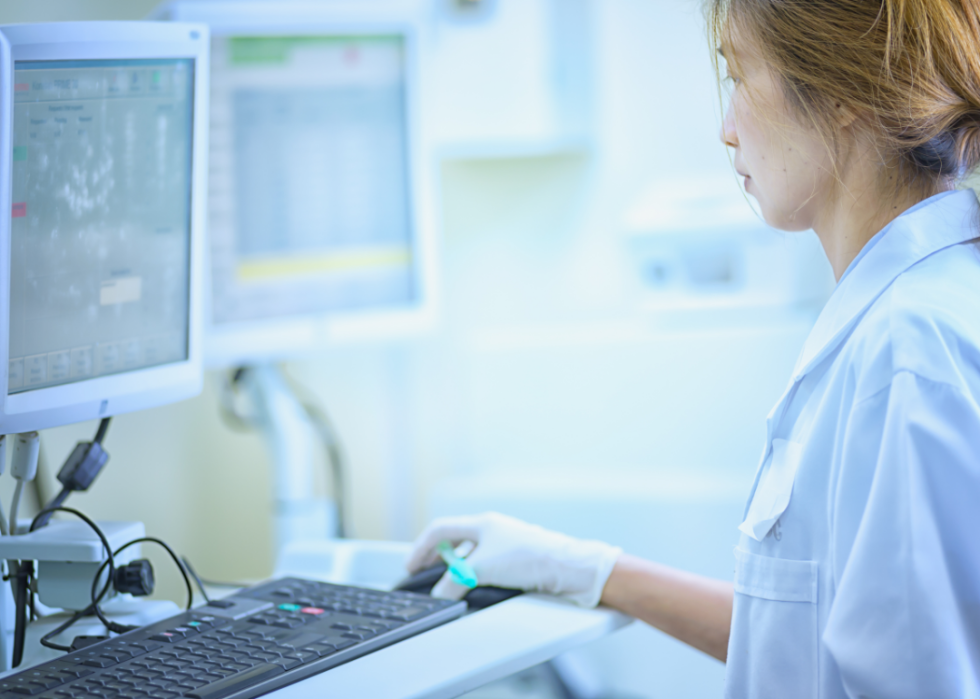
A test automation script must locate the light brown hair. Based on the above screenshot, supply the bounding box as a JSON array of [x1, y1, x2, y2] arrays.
[[708, 0, 980, 192]]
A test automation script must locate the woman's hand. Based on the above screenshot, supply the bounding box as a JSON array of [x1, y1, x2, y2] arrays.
[[406, 512, 622, 607]]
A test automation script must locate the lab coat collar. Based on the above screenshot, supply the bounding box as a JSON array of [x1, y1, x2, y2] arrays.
[[792, 189, 980, 380]]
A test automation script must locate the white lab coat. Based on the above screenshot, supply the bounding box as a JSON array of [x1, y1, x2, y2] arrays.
[[725, 190, 980, 699]]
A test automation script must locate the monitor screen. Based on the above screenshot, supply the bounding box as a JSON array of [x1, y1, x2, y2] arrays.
[[208, 35, 417, 327], [7, 58, 194, 395]]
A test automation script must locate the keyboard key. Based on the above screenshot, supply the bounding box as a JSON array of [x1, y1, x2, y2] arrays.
[[57, 669, 94, 680], [177, 679, 207, 690], [186, 664, 284, 699], [270, 619, 304, 629], [127, 642, 162, 653], [271, 657, 301, 671], [146, 680, 175, 690], [341, 632, 373, 641], [188, 616, 220, 627], [285, 650, 317, 664], [8, 684, 46, 695], [204, 669, 234, 680], [278, 633, 322, 650], [133, 671, 162, 681], [386, 607, 430, 621], [303, 643, 337, 657]]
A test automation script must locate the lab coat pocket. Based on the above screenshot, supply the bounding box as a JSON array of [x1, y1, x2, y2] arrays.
[[726, 548, 819, 699]]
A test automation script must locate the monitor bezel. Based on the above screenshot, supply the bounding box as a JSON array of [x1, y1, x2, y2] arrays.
[[0, 22, 210, 434], [153, 3, 439, 366]]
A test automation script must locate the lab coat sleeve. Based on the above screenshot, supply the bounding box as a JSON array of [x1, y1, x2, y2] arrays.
[[824, 370, 980, 699]]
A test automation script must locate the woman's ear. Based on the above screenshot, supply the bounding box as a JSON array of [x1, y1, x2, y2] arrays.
[[833, 100, 860, 128]]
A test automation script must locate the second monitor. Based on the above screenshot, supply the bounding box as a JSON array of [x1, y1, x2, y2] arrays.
[[159, 3, 437, 365]]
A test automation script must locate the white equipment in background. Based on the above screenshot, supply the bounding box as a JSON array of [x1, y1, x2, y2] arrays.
[[427, 0, 595, 158], [0, 21, 210, 670], [623, 175, 835, 322], [151, 1, 438, 556]]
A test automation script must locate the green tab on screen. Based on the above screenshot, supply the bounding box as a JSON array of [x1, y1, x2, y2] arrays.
[[228, 36, 401, 65], [13, 146, 27, 162]]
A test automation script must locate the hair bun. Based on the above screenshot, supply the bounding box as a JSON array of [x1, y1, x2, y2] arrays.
[[907, 131, 960, 177]]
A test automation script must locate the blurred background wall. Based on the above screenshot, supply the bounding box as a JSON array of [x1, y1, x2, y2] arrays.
[[0, 1, 835, 696]]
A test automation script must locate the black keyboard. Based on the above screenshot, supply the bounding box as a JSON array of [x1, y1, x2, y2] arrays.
[[0, 577, 466, 699]]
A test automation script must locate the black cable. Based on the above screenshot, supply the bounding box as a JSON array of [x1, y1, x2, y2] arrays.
[[13, 507, 119, 666], [29, 507, 129, 637], [180, 557, 250, 590], [94, 538, 195, 611], [33, 489, 70, 531], [38, 534, 198, 653], [11, 561, 32, 668], [44, 489, 71, 512], [178, 557, 212, 603], [35, 418, 113, 531], [40, 611, 86, 652], [93, 418, 110, 445]]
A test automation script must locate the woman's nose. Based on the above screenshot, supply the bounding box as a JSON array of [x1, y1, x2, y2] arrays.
[[721, 102, 738, 148]]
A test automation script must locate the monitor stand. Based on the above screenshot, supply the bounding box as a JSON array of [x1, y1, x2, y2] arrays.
[[240, 364, 338, 556]]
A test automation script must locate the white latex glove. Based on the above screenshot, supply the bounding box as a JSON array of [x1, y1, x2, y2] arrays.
[[406, 512, 622, 608]]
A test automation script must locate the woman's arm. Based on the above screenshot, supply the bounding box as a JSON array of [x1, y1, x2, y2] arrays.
[[600, 554, 733, 662]]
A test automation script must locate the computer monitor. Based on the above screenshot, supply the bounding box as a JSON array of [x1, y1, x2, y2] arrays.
[[151, 3, 436, 366], [0, 22, 210, 434]]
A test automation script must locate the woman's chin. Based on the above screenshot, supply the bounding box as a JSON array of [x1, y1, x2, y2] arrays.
[[756, 203, 813, 233]]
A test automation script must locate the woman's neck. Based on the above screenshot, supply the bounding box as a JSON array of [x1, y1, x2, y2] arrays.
[[813, 152, 947, 281]]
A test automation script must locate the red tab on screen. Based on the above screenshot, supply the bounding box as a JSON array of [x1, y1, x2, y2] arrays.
[[13, 83, 29, 92], [12, 203, 26, 218]]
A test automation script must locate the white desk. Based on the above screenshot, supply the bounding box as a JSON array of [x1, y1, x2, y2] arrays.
[[271, 594, 631, 699]]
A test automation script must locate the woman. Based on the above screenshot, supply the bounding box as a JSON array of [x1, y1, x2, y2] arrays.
[[408, 0, 980, 696]]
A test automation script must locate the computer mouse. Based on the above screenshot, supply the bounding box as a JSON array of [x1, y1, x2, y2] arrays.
[[393, 563, 523, 610], [394, 563, 447, 594]]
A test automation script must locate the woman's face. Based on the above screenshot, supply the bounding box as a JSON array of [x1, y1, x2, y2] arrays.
[[720, 46, 836, 232]]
